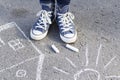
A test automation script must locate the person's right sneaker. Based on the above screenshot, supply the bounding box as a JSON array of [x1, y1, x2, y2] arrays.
[[30, 10, 52, 40], [30, 3, 55, 40], [56, 5, 77, 43]]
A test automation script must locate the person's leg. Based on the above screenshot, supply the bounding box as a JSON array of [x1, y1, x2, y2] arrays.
[[56, 0, 70, 13], [57, 0, 70, 8], [30, 0, 55, 40], [39, 0, 55, 11], [56, 0, 77, 43]]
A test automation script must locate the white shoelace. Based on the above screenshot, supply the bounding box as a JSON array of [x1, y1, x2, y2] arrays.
[[58, 12, 75, 33], [35, 10, 52, 30]]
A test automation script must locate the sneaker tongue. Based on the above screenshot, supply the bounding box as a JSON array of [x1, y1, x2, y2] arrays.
[[41, 3, 52, 11], [57, 5, 69, 14]]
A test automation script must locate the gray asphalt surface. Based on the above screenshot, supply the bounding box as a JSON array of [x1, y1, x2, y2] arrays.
[[0, 0, 120, 80]]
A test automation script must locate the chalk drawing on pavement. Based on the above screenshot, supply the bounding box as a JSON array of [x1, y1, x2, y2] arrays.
[[0, 23, 14, 32], [104, 56, 116, 69], [74, 68, 100, 80], [0, 56, 38, 73], [96, 44, 102, 67], [16, 69, 27, 77], [8, 39, 25, 51], [85, 45, 89, 66], [36, 54, 45, 80], [66, 57, 77, 68], [53, 66, 70, 75], [0, 22, 120, 80], [0, 22, 45, 80], [53, 44, 120, 80]]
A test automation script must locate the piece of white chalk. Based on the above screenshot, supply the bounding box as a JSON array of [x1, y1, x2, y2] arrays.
[[51, 44, 60, 53], [66, 44, 79, 52]]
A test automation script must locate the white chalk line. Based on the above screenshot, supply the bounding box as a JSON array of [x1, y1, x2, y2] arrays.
[[53, 66, 70, 75], [14, 22, 43, 55], [104, 56, 116, 69], [105, 75, 120, 78], [85, 46, 89, 66], [0, 22, 45, 80], [85, 69, 100, 80], [96, 44, 102, 66], [74, 70, 84, 80], [0, 38, 5, 46], [65, 57, 77, 68], [36, 54, 45, 80], [0, 22, 14, 32], [0, 22, 43, 55], [74, 68, 100, 80], [0, 56, 39, 73]]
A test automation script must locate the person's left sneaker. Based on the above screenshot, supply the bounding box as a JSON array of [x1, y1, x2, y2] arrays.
[[56, 6, 77, 43]]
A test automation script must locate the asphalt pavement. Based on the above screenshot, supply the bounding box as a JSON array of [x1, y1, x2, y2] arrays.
[[0, 0, 120, 80]]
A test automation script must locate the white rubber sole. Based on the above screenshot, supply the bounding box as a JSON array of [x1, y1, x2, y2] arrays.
[[60, 31, 77, 43], [30, 29, 48, 40]]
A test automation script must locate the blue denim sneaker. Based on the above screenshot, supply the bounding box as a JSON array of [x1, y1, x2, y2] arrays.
[[30, 3, 55, 40], [56, 5, 77, 43], [30, 10, 52, 40]]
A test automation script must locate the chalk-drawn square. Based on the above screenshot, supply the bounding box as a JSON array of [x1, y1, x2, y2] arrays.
[[8, 39, 25, 51]]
